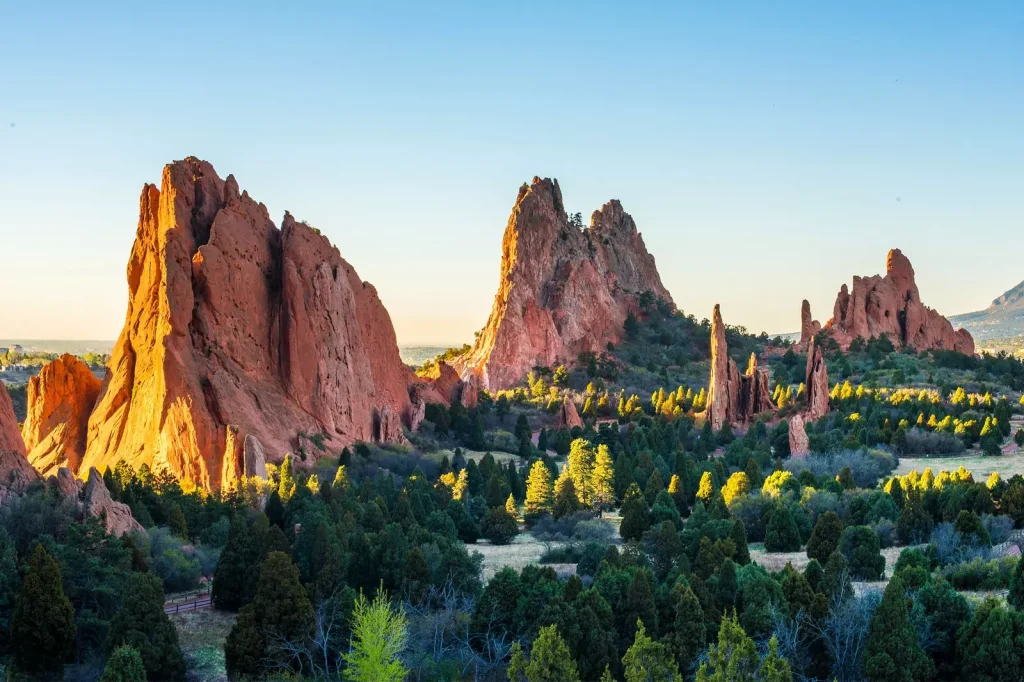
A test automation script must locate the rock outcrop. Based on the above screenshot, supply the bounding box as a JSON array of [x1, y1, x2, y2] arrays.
[[374, 405, 407, 445], [789, 414, 810, 457], [454, 178, 672, 390], [50, 467, 145, 536], [66, 157, 410, 490], [804, 338, 830, 421], [0, 384, 41, 501], [703, 305, 777, 430], [416, 361, 479, 408], [556, 398, 584, 430], [821, 249, 974, 355], [798, 300, 821, 350], [22, 355, 102, 477]]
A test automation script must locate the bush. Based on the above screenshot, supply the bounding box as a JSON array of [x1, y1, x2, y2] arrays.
[[870, 519, 896, 549], [940, 556, 1019, 590], [729, 496, 773, 542], [152, 548, 202, 593], [765, 506, 801, 552], [840, 526, 885, 580], [480, 507, 518, 545], [902, 428, 966, 456], [806, 511, 843, 562], [198, 517, 230, 548]]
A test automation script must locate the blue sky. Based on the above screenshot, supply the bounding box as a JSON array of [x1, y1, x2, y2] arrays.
[[1, 2, 1021, 343]]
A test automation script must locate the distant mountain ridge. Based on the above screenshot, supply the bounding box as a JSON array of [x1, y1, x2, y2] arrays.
[[951, 278, 1024, 341]]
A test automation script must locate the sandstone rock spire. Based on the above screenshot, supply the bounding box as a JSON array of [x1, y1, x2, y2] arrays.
[[703, 305, 776, 430], [454, 178, 672, 390]]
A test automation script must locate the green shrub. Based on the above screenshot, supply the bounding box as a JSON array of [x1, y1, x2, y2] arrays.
[[839, 526, 885, 580]]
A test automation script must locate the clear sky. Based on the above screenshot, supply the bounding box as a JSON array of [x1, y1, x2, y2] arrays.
[[1, 2, 1021, 344]]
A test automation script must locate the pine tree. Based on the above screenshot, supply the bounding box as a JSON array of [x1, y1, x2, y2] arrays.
[[279, 452, 298, 502], [101, 646, 147, 682], [106, 572, 186, 681], [696, 471, 714, 506], [524, 460, 553, 518], [957, 598, 1020, 682], [507, 625, 580, 682], [452, 467, 469, 501], [343, 584, 409, 682], [619, 483, 650, 541], [806, 511, 843, 562], [553, 473, 583, 518], [567, 438, 596, 505], [765, 507, 801, 552], [224, 551, 314, 678], [758, 636, 793, 682], [591, 444, 616, 509], [168, 502, 188, 539], [0, 527, 19, 654], [621, 620, 681, 682], [863, 575, 934, 682], [1009, 549, 1024, 610], [333, 464, 350, 489], [663, 583, 705, 674], [212, 515, 256, 611], [695, 611, 760, 682], [505, 493, 518, 519], [12, 544, 75, 674]]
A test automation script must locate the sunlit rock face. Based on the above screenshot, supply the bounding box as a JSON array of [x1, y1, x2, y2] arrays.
[[22, 354, 101, 477], [0, 383, 39, 496], [454, 177, 673, 390], [804, 338, 829, 422], [822, 249, 974, 355], [703, 305, 776, 431], [73, 157, 410, 490]]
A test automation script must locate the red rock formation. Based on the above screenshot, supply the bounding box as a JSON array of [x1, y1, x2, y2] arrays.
[[556, 398, 584, 429], [49, 467, 144, 536], [458, 374, 480, 409], [22, 355, 101, 477], [0, 383, 41, 498], [804, 338, 830, 421], [789, 413, 810, 457], [824, 249, 974, 355], [454, 178, 673, 390], [798, 300, 821, 350], [74, 158, 409, 490], [703, 306, 777, 430], [374, 405, 407, 445]]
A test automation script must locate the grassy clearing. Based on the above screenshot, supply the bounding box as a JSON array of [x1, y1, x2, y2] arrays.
[[171, 609, 235, 682], [896, 453, 1024, 479], [474, 531, 571, 581], [426, 448, 522, 467], [748, 543, 903, 579]]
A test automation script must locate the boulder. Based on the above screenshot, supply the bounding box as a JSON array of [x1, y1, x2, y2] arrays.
[[82, 468, 145, 537], [825, 249, 974, 355], [22, 354, 102, 477], [556, 397, 584, 430], [789, 414, 810, 457], [454, 178, 673, 389], [71, 158, 409, 489], [703, 306, 777, 430], [804, 338, 830, 421], [55, 466, 80, 497]]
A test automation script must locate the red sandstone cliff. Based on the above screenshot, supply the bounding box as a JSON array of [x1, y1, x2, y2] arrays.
[[22, 355, 101, 477], [454, 178, 673, 390], [809, 249, 974, 355], [66, 157, 409, 490], [0, 383, 39, 495]]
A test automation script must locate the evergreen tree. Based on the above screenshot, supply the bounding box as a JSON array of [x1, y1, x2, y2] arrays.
[[101, 646, 147, 682], [1009, 548, 1024, 610], [696, 471, 715, 506], [956, 598, 1020, 682], [621, 620, 682, 682], [730, 520, 750, 565], [224, 551, 314, 678], [806, 511, 843, 562], [212, 515, 256, 611], [279, 452, 298, 502], [614, 451, 634, 501], [822, 552, 853, 603], [106, 572, 186, 681], [553, 474, 584, 518], [343, 585, 409, 682], [620, 483, 651, 542], [765, 507, 801, 552], [515, 414, 532, 445], [265, 490, 286, 528], [592, 444, 616, 509], [11, 544, 75, 674], [0, 527, 19, 654], [507, 625, 580, 682], [622, 569, 658, 647], [663, 583, 705, 674], [758, 636, 793, 682], [863, 575, 934, 682], [567, 438, 597, 505], [167, 502, 188, 540], [695, 612, 760, 682], [524, 460, 553, 519], [840, 526, 885, 580]]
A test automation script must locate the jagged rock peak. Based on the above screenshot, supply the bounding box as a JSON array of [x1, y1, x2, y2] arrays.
[[71, 157, 409, 490], [703, 305, 776, 431], [824, 249, 974, 355], [23, 354, 101, 477], [454, 176, 673, 390]]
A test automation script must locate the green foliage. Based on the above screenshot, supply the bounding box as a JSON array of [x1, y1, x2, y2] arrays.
[[696, 611, 761, 682], [620, 483, 651, 542], [100, 645, 147, 682], [956, 598, 1023, 682], [840, 525, 885, 580], [863, 575, 934, 682], [508, 624, 580, 682], [481, 506, 519, 545], [806, 510, 843, 562], [106, 572, 185, 681], [12, 544, 75, 674], [621, 620, 682, 682], [765, 506, 801, 552], [343, 585, 409, 682]]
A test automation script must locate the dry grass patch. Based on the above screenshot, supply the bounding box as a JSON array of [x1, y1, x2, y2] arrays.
[[897, 453, 1024, 479], [474, 532, 571, 581], [171, 609, 236, 682]]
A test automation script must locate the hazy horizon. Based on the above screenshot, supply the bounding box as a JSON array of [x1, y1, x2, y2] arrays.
[[2, 3, 1022, 343]]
